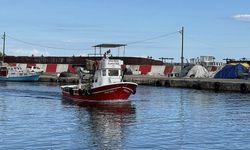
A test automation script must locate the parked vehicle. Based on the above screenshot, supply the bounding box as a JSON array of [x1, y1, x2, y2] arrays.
[[27, 66, 44, 73]]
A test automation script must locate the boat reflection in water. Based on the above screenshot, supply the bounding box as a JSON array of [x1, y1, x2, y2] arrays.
[[62, 99, 136, 149]]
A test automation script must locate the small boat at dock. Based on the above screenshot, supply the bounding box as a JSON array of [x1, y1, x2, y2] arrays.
[[61, 50, 137, 103], [0, 34, 39, 82], [0, 64, 39, 81]]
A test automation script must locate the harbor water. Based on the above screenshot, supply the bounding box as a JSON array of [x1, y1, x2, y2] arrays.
[[1, 82, 250, 149]]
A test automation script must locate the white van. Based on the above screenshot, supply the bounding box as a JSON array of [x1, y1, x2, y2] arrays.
[[27, 66, 44, 73]]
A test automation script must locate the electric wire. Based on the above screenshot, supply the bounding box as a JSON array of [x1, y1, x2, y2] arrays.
[[126, 31, 179, 45], [6, 35, 92, 51], [5, 30, 180, 50]]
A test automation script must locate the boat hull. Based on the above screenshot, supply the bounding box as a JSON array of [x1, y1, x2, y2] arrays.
[[61, 82, 137, 103], [0, 74, 39, 81]]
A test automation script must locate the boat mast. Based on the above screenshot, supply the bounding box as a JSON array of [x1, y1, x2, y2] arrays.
[[2, 32, 6, 62]]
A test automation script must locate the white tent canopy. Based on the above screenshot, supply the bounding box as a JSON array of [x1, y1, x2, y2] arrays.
[[186, 65, 209, 78]]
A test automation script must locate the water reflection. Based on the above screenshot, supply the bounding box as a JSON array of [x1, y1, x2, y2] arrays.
[[62, 99, 136, 150]]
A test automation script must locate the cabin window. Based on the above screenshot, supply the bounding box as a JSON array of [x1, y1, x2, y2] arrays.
[[102, 70, 106, 76], [108, 70, 119, 76]]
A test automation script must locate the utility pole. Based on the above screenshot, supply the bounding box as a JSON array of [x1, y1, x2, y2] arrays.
[[2, 32, 6, 62], [180, 27, 184, 77]]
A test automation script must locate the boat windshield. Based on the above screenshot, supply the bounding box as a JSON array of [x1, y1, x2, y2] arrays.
[[108, 69, 119, 76]]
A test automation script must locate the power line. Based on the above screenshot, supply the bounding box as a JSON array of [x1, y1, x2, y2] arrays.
[[126, 31, 179, 45], [5, 31, 180, 51], [6, 34, 92, 51]]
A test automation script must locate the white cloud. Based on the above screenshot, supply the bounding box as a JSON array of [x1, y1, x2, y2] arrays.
[[233, 14, 250, 22], [8, 48, 50, 56]]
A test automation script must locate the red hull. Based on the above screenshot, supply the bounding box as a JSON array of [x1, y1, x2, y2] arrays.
[[61, 82, 137, 103]]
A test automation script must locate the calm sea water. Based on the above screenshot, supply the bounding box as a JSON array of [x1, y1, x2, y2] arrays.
[[1, 82, 250, 150]]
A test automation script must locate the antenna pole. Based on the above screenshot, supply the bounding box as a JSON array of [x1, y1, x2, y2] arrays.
[[2, 32, 6, 62], [180, 27, 184, 77]]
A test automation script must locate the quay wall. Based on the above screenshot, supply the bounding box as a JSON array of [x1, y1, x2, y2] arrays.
[[40, 74, 250, 93], [124, 75, 250, 93]]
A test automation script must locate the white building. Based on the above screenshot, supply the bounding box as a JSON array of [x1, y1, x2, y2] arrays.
[[190, 56, 224, 66]]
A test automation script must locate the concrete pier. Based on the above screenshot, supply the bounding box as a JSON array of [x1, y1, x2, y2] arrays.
[[124, 75, 250, 93], [38, 74, 250, 93]]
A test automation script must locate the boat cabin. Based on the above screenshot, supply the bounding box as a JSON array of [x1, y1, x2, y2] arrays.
[[0, 66, 30, 77], [92, 57, 123, 87]]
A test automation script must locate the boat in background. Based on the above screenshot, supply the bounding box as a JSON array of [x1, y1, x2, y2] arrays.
[[61, 50, 137, 103], [0, 33, 39, 82], [0, 62, 39, 81]]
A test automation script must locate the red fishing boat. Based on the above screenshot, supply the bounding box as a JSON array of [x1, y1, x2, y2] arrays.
[[61, 50, 137, 103]]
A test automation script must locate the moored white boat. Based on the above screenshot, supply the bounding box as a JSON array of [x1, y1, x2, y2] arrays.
[[0, 64, 39, 81], [0, 33, 39, 82]]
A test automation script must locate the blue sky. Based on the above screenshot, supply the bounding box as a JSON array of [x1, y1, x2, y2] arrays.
[[0, 0, 250, 62]]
